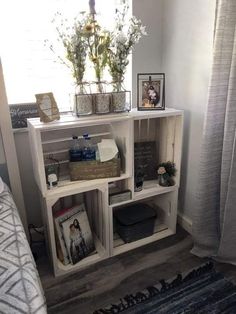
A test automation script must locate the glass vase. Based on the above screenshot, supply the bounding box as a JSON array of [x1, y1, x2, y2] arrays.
[[112, 91, 131, 112], [158, 174, 168, 187], [95, 93, 111, 114], [75, 94, 93, 116]]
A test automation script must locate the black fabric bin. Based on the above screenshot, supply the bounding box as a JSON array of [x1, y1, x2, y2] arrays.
[[114, 203, 157, 243]]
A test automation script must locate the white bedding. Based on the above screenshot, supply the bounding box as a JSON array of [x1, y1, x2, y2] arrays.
[[0, 176, 3, 194], [0, 183, 47, 313]]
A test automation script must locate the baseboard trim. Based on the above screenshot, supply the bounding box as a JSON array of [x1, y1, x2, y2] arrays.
[[177, 213, 192, 234]]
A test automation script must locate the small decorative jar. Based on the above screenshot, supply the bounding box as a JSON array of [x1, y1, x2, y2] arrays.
[[112, 91, 126, 112], [158, 174, 169, 187], [75, 94, 93, 116], [134, 166, 145, 192], [46, 163, 59, 189], [95, 93, 111, 114]]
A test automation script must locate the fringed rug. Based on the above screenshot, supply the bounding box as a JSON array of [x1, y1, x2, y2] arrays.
[[93, 262, 236, 314]]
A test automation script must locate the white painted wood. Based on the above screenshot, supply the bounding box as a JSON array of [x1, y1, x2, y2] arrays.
[[41, 132, 111, 145], [134, 181, 177, 201], [0, 60, 29, 238], [113, 224, 169, 249], [113, 229, 175, 256], [28, 108, 183, 276], [130, 108, 183, 120]]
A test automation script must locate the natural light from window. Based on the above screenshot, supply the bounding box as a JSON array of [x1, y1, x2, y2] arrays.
[[0, 0, 131, 111]]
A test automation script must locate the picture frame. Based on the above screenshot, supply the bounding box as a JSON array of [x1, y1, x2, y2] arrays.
[[137, 73, 165, 110]]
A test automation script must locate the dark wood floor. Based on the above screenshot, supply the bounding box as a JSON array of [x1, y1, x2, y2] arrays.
[[36, 227, 236, 314]]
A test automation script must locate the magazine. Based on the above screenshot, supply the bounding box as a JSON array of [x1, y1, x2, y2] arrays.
[[61, 207, 95, 265], [54, 203, 86, 265]]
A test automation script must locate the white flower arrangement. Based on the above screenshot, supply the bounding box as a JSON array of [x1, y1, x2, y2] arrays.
[[48, 1, 147, 94], [49, 12, 89, 94], [108, 0, 147, 91]]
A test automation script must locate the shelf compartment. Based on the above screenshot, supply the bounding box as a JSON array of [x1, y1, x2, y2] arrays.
[[133, 115, 183, 194], [110, 191, 178, 256], [43, 186, 109, 276], [108, 178, 133, 206], [28, 116, 132, 197], [45, 173, 130, 199], [134, 180, 177, 201]]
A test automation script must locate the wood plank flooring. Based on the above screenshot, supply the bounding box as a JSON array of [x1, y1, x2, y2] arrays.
[[36, 227, 236, 314]]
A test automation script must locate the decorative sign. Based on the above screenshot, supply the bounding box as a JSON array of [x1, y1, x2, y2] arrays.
[[134, 141, 158, 180], [9, 103, 39, 129]]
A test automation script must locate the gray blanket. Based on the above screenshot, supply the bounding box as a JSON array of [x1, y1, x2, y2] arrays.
[[0, 184, 47, 314]]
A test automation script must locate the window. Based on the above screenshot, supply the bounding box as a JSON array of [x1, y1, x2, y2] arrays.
[[0, 0, 131, 111]]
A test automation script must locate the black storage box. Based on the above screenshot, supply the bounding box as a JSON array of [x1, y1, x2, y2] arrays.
[[114, 203, 156, 243]]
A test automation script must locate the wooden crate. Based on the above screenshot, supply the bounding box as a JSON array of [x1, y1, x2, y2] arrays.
[[69, 158, 121, 181]]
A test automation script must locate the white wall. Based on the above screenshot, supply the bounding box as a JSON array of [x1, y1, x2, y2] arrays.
[[132, 0, 163, 106], [132, 0, 216, 221], [161, 0, 216, 219]]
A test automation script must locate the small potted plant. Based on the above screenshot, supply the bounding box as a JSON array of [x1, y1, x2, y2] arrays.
[[157, 161, 176, 187], [107, 0, 147, 112]]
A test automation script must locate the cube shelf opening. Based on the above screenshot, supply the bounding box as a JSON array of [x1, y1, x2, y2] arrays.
[[50, 188, 109, 275], [39, 120, 132, 194], [134, 115, 182, 192], [111, 191, 177, 255]]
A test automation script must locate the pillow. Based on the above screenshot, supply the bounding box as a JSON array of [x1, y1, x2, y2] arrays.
[[0, 176, 4, 194]]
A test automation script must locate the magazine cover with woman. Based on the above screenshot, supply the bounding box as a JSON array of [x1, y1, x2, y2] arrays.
[[61, 206, 95, 264]]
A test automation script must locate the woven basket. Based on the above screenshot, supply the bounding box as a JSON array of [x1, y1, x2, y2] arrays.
[[69, 158, 121, 181]]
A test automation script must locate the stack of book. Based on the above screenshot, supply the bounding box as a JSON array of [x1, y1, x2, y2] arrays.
[[53, 203, 95, 265]]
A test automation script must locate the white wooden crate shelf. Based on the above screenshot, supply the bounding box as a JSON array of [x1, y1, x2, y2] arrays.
[[28, 108, 183, 276]]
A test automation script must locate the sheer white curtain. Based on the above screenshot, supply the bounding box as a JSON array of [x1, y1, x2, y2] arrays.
[[0, 0, 130, 111], [192, 0, 236, 264]]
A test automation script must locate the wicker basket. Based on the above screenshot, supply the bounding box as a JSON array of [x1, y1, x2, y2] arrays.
[[69, 158, 121, 181]]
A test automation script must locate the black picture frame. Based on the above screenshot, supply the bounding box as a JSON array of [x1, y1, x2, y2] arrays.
[[137, 73, 165, 110]]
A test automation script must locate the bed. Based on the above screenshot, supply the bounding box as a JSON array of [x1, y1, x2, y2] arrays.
[[0, 178, 47, 314]]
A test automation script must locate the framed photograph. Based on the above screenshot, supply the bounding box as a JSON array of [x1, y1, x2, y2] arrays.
[[137, 73, 165, 110]]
